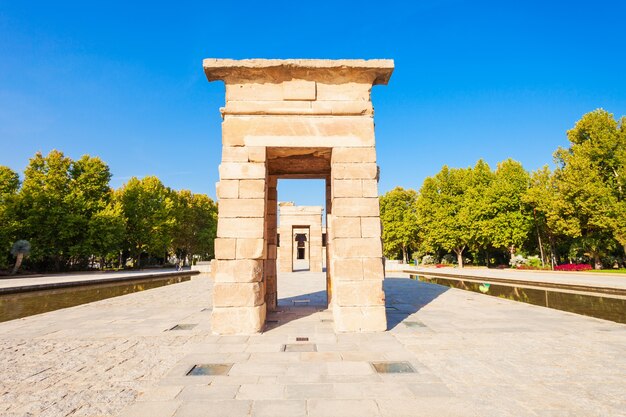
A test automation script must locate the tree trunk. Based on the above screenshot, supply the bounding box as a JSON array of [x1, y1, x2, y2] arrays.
[[533, 208, 546, 267], [454, 247, 465, 268], [401, 246, 407, 264], [548, 234, 557, 270], [593, 253, 602, 270], [10, 253, 24, 275]]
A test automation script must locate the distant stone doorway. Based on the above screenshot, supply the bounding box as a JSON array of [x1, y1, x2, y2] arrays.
[[278, 203, 323, 273], [206, 59, 393, 334]]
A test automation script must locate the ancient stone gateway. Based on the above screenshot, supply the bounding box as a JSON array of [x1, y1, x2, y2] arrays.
[[277, 203, 325, 273], [204, 59, 394, 334]]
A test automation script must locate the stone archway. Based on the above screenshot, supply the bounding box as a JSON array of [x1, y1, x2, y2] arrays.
[[205, 59, 393, 334]]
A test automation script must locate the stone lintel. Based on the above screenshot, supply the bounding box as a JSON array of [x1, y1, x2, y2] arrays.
[[203, 58, 394, 85]]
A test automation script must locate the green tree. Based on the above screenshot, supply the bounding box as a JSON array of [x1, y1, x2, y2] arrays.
[[484, 159, 531, 259], [417, 166, 474, 267], [464, 160, 496, 264], [379, 187, 419, 262], [87, 200, 126, 268], [0, 166, 20, 195], [550, 109, 625, 268], [67, 155, 114, 265], [117, 176, 174, 268], [170, 190, 218, 264], [0, 166, 20, 269], [564, 109, 626, 260], [16, 150, 75, 270], [15, 151, 116, 270], [524, 166, 564, 267], [554, 147, 617, 268]]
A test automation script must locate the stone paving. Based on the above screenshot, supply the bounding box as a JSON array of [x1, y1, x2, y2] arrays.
[[0, 271, 624, 416]]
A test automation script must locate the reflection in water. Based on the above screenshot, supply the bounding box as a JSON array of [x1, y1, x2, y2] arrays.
[[0, 276, 191, 323], [415, 275, 626, 324]]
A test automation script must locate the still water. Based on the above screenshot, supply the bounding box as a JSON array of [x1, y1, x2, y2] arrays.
[[0, 276, 191, 323], [415, 275, 626, 324]]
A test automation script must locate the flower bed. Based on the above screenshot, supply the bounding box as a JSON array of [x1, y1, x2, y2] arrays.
[[554, 263, 593, 271], [516, 265, 551, 271]]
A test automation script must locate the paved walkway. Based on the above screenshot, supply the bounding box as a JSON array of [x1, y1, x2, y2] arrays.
[[0, 269, 197, 293], [407, 266, 626, 292], [0, 271, 624, 416]]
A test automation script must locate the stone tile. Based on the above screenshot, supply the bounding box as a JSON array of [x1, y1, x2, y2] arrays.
[[300, 352, 342, 362], [377, 398, 478, 417], [406, 382, 454, 397], [229, 362, 289, 376], [284, 383, 334, 399], [121, 401, 181, 417], [173, 400, 251, 417], [236, 383, 285, 400], [307, 399, 380, 417], [327, 361, 374, 376], [136, 386, 184, 402], [176, 384, 239, 401], [251, 399, 306, 417]]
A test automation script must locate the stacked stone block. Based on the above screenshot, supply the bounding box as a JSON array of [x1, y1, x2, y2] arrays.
[[330, 147, 387, 331], [212, 146, 268, 334]]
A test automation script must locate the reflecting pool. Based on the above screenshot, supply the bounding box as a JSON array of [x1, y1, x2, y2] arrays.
[[0, 276, 191, 323], [414, 275, 626, 324]]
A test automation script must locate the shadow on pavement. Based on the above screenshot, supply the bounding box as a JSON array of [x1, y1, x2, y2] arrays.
[[384, 277, 448, 330], [265, 278, 448, 332], [265, 290, 328, 330]]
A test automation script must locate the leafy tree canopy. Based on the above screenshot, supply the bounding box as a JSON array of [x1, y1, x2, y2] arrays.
[[380, 187, 418, 262]]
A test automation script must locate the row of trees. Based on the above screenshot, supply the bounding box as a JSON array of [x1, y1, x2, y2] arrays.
[[0, 150, 217, 273], [380, 109, 626, 269]]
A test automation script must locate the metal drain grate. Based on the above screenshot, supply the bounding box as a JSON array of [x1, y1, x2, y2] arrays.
[[292, 299, 310, 305], [266, 319, 279, 324], [404, 321, 426, 328], [282, 343, 317, 352], [320, 319, 333, 323], [168, 324, 197, 331], [385, 306, 398, 311], [295, 337, 309, 342], [371, 361, 417, 374], [186, 363, 232, 376]]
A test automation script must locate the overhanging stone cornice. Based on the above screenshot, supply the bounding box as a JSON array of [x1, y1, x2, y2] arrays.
[[203, 58, 394, 85]]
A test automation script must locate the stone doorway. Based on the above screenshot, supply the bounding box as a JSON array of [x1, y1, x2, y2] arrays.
[[206, 59, 393, 334]]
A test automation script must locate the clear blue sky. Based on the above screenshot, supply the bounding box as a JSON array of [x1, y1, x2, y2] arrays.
[[1, 1, 625, 208]]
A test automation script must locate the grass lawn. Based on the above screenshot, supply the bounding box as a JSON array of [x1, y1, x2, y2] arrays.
[[585, 269, 626, 274]]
